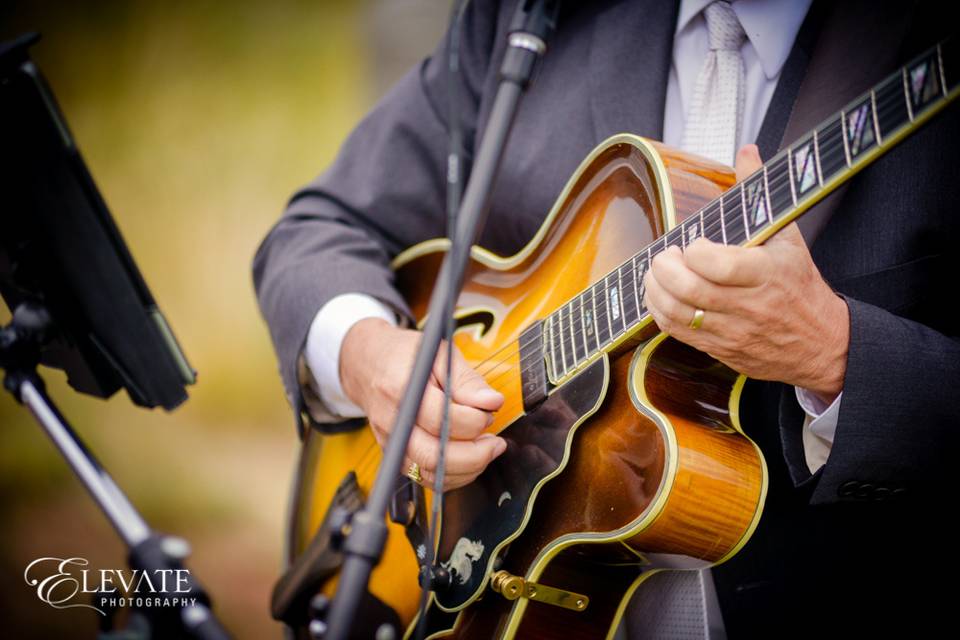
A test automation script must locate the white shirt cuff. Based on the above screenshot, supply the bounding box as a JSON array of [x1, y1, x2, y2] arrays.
[[795, 387, 843, 474], [304, 293, 398, 419]]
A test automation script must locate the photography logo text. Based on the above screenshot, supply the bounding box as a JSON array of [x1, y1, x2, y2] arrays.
[[24, 557, 196, 615]]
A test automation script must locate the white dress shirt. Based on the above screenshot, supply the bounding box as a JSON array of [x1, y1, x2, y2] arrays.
[[304, 0, 836, 473]]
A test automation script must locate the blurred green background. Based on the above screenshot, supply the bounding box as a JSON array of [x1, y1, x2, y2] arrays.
[[0, 1, 445, 636]]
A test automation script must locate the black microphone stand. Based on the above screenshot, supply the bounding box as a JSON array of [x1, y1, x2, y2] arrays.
[[1, 303, 231, 640], [319, 1, 561, 639]]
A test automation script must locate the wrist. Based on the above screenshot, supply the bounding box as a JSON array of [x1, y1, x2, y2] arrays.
[[809, 293, 849, 403], [339, 317, 394, 407]]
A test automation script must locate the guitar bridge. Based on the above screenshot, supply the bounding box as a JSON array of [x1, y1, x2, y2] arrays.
[[489, 570, 589, 612]]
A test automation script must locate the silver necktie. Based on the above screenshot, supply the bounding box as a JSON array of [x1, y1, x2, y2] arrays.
[[680, 1, 747, 166]]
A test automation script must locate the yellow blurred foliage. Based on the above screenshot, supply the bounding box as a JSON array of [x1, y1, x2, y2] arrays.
[[0, 0, 446, 636]]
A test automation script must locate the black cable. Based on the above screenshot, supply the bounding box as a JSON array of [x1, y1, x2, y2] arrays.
[[413, 2, 465, 637]]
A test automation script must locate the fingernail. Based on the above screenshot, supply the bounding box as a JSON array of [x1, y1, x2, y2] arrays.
[[485, 412, 495, 427], [478, 388, 503, 405], [493, 437, 507, 457]]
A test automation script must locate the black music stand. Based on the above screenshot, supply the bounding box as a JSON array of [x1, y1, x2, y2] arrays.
[[0, 33, 229, 640]]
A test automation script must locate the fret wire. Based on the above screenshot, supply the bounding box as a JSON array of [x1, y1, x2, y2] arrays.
[[701, 204, 727, 241], [543, 316, 552, 380], [902, 66, 915, 122], [546, 316, 557, 381], [604, 274, 617, 337], [786, 146, 798, 207], [570, 299, 584, 364], [603, 277, 614, 340], [593, 281, 610, 347], [766, 153, 793, 217], [569, 302, 583, 364], [813, 128, 824, 187], [558, 307, 568, 374], [938, 43, 948, 97], [617, 264, 630, 315], [731, 185, 748, 242], [579, 293, 591, 358], [699, 208, 705, 238], [739, 179, 751, 240], [541, 315, 548, 370], [632, 255, 642, 321], [719, 194, 727, 244], [618, 263, 636, 329], [615, 270, 626, 332], [569, 296, 588, 364], [870, 90, 883, 144], [644, 246, 653, 307], [839, 109, 852, 167], [552, 315, 562, 380], [590, 283, 601, 351], [762, 164, 774, 224]]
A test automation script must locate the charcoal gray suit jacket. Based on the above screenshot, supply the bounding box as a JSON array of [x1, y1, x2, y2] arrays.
[[254, 0, 958, 634]]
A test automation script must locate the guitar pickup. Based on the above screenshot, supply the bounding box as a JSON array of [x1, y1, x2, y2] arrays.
[[489, 570, 589, 612]]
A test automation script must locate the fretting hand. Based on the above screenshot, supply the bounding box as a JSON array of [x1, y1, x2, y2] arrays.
[[643, 145, 849, 403]]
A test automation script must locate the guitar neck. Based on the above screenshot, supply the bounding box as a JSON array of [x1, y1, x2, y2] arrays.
[[539, 38, 959, 386]]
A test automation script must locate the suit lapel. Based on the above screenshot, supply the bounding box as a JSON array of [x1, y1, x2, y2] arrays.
[[753, 2, 827, 161], [587, 0, 679, 142], [770, 0, 917, 247]]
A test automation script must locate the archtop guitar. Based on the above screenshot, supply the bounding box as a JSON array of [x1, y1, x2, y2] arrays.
[[278, 39, 958, 639]]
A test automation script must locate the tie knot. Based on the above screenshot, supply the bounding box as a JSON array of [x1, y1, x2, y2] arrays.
[[704, 1, 745, 51]]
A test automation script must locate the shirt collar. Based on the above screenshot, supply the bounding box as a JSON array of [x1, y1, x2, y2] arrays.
[[676, 0, 813, 80]]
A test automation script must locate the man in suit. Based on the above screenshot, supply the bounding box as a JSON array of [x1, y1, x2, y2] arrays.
[[254, 0, 957, 635]]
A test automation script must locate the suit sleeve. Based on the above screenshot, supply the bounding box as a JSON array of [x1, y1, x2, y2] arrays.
[[252, 1, 506, 432], [780, 295, 960, 505]]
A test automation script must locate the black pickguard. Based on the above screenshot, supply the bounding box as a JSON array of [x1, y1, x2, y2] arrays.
[[432, 357, 608, 610]]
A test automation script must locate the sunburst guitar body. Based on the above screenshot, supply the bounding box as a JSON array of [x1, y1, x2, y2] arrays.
[[284, 135, 767, 639]]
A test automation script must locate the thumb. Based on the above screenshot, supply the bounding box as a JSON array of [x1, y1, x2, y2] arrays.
[[734, 144, 763, 182], [448, 349, 504, 411]]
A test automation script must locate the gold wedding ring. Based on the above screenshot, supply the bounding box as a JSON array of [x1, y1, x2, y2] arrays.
[[689, 308, 705, 330], [406, 462, 423, 485]]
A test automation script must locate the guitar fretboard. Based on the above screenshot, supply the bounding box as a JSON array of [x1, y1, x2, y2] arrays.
[[533, 38, 958, 386]]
